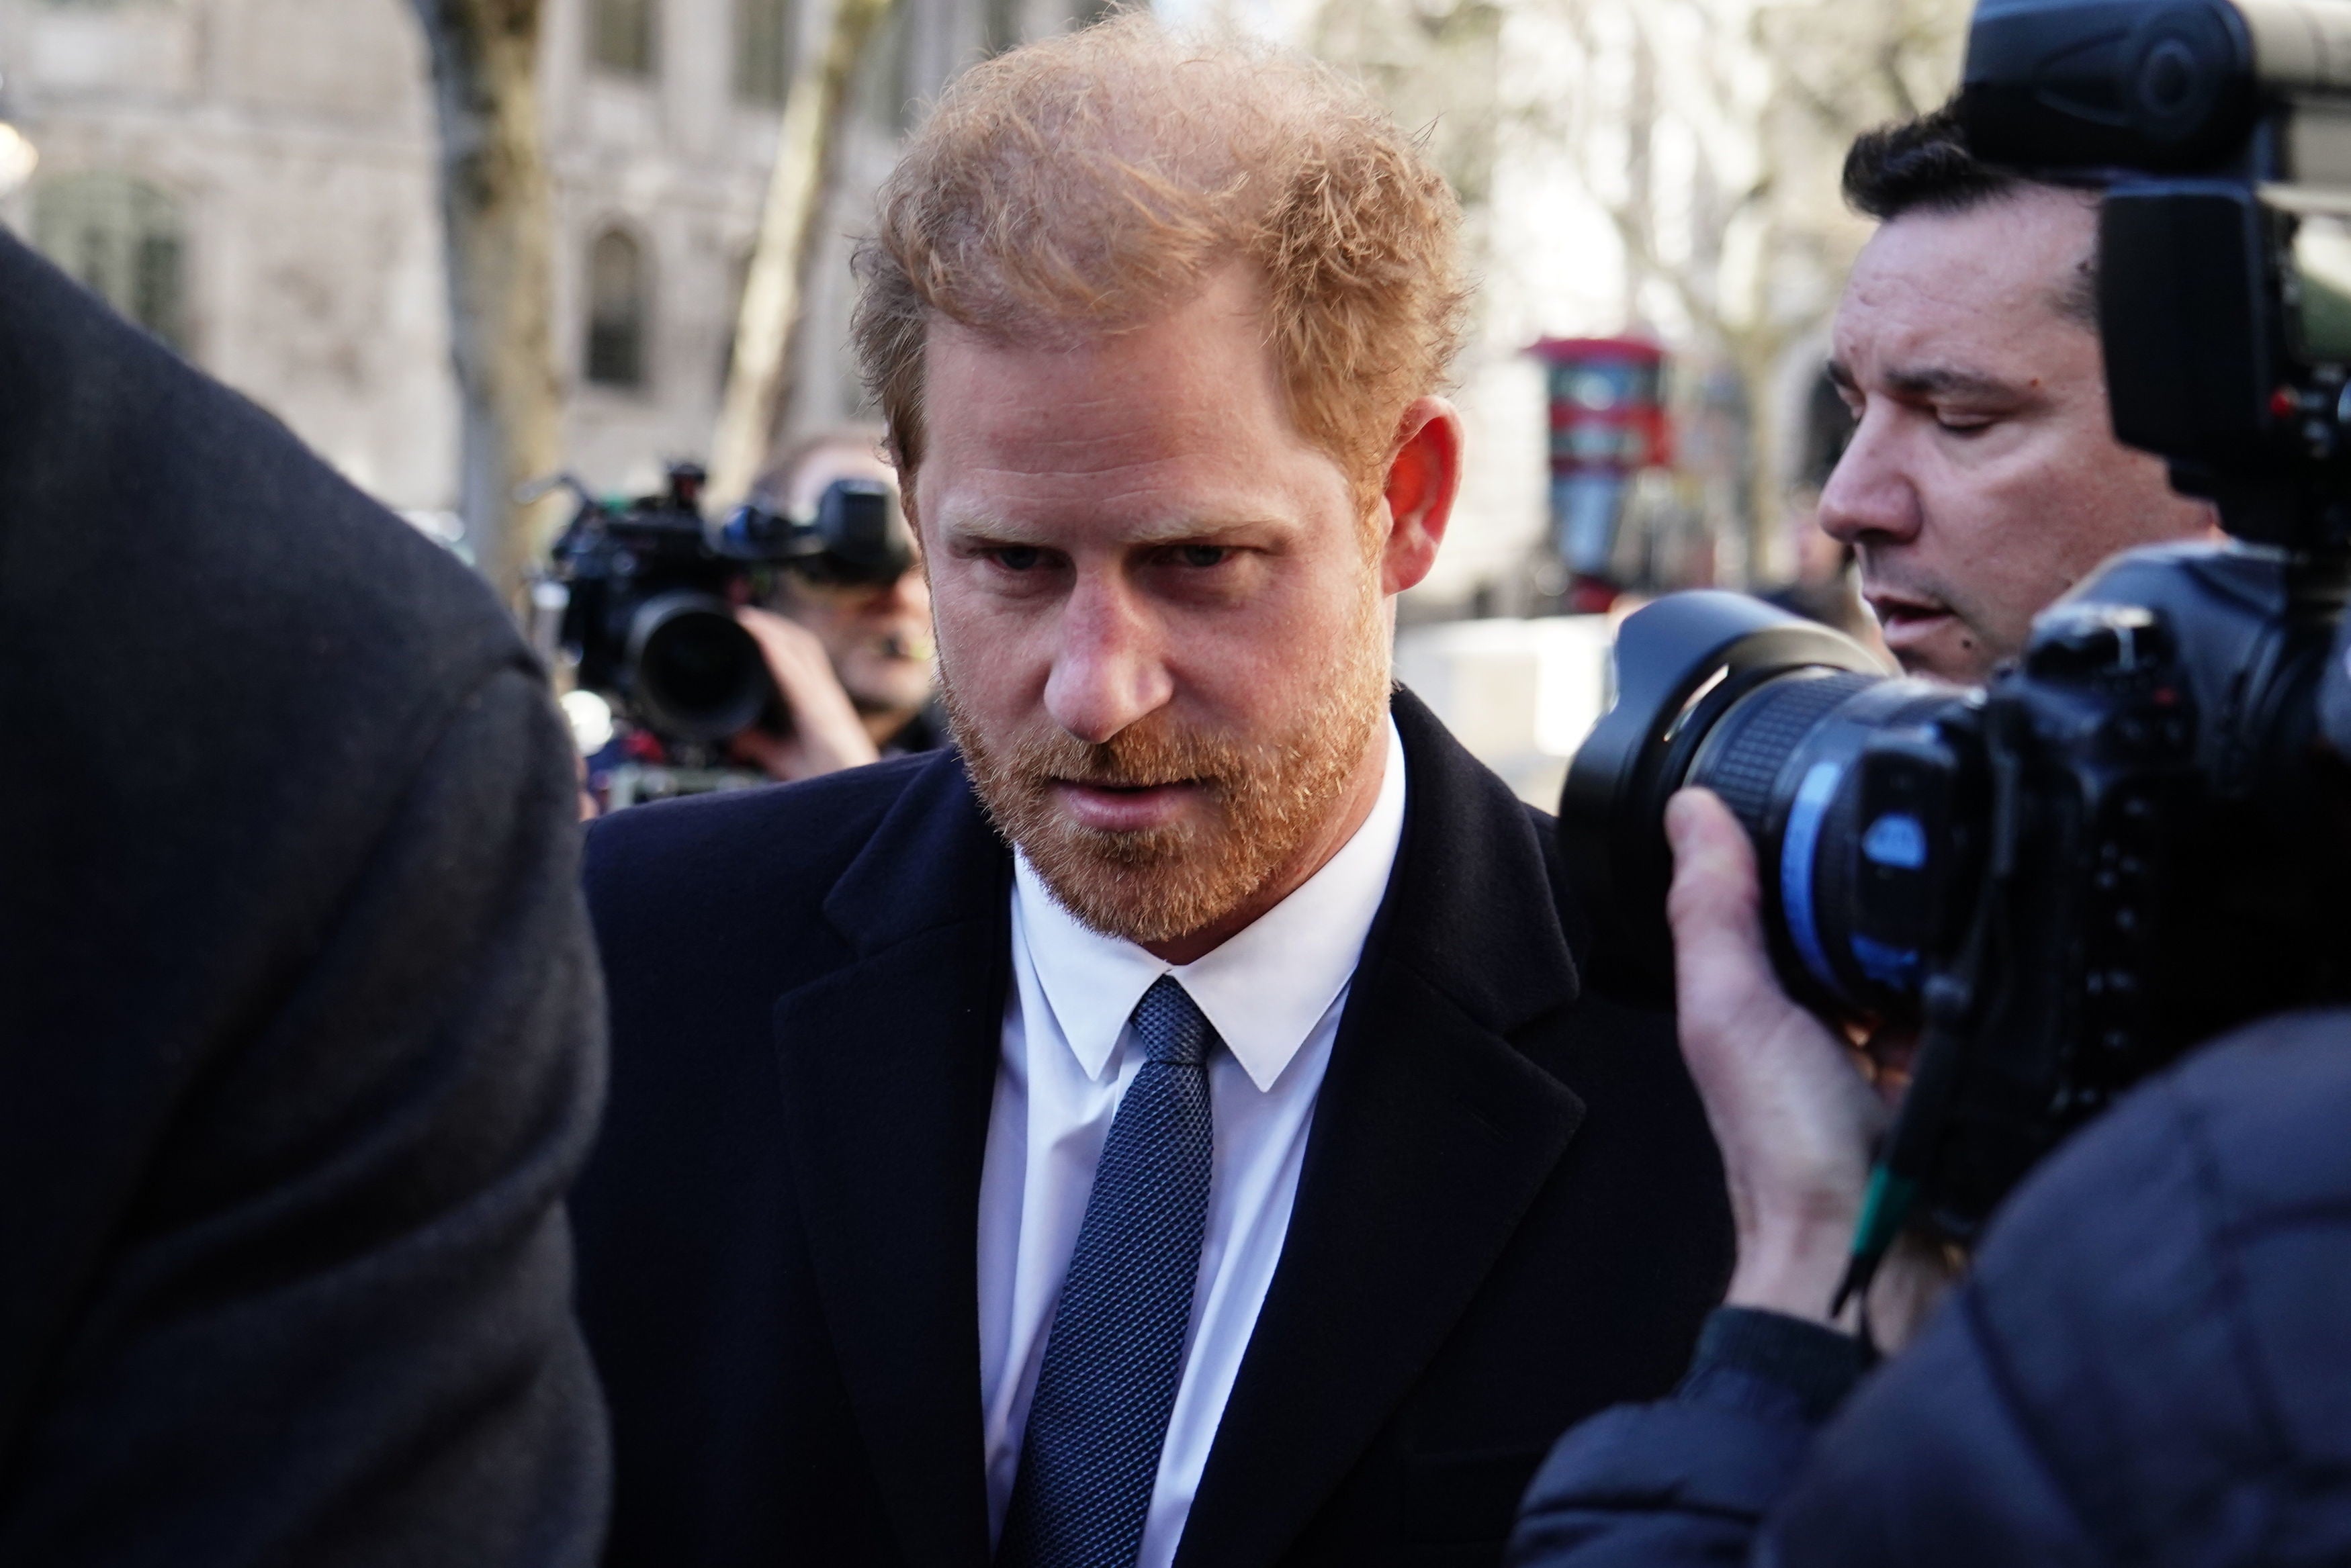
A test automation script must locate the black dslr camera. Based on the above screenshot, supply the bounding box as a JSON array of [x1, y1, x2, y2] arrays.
[[537, 461, 913, 784], [1562, 0, 2351, 1284]]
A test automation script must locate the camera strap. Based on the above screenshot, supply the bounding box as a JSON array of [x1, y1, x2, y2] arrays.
[[1831, 702, 2026, 1328]]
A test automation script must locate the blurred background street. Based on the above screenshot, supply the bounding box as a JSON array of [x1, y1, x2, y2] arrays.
[[0, 0, 1949, 800]]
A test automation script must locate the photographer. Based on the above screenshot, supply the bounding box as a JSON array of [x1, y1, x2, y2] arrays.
[[1822, 106, 2218, 683], [1516, 3, 2351, 1553], [1508, 786, 2351, 1565], [728, 426, 944, 782]]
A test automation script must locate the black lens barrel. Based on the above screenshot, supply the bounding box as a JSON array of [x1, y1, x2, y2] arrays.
[[1560, 592, 1888, 1003], [1687, 669, 1879, 850], [625, 591, 771, 744]]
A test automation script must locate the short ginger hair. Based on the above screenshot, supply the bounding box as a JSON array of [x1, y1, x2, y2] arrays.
[[851, 13, 1467, 514]]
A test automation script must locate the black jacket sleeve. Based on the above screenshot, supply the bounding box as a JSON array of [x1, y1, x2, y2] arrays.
[[0, 668, 610, 1567], [1508, 1308, 1865, 1568]]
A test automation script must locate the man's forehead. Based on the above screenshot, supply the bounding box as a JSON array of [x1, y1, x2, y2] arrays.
[[789, 442, 894, 512], [914, 269, 1351, 530], [925, 445, 1305, 540], [1836, 190, 2097, 371]]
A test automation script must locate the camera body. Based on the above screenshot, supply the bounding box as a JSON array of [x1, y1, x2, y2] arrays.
[[1571, 555, 2351, 1232], [541, 461, 915, 759], [547, 463, 766, 752], [1564, 0, 2351, 1239], [1967, 0, 2351, 542]]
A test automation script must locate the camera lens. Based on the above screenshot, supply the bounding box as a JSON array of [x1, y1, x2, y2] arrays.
[[625, 592, 770, 744], [1560, 591, 1959, 1017], [1687, 670, 1956, 1014]]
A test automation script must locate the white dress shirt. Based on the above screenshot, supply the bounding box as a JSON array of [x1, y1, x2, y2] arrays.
[[977, 718, 1409, 1568]]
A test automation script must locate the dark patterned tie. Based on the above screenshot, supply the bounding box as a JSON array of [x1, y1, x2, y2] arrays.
[[997, 976, 1217, 1568]]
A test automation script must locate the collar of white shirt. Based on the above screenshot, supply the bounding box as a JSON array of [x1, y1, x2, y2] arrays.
[[1010, 716, 1409, 1093]]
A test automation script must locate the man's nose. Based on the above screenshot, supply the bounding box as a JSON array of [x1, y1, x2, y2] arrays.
[[1818, 412, 1922, 547], [1043, 573, 1173, 745], [872, 569, 928, 617]]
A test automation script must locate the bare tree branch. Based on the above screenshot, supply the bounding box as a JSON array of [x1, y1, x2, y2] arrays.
[[408, 0, 560, 607], [710, 0, 905, 504]]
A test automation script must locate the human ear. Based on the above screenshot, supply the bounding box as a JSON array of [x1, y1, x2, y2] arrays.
[[1378, 397, 1463, 596]]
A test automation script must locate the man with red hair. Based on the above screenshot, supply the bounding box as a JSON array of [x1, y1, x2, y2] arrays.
[[571, 17, 1730, 1567]]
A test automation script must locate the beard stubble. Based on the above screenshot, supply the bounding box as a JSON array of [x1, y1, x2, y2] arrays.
[[943, 587, 1392, 947]]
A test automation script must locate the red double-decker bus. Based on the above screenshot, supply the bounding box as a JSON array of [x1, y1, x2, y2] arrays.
[[1527, 336, 1671, 611]]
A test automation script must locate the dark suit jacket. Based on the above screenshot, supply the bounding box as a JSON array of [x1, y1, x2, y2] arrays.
[[575, 690, 1732, 1567], [0, 231, 608, 1563]]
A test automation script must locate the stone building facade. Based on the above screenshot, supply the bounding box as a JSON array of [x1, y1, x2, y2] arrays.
[[0, 0, 1094, 516]]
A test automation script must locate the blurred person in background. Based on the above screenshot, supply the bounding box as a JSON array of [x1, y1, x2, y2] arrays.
[[729, 425, 944, 780], [1759, 486, 1884, 655], [0, 230, 606, 1563], [1818, 105, 2218, 684]]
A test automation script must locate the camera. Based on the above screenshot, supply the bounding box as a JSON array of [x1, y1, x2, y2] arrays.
[[536, 461, 914, 771], [1562, 0, 2351, 1260]]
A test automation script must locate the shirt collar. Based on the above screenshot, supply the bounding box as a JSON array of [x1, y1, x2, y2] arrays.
[[1012, 717, 1409, 1093]]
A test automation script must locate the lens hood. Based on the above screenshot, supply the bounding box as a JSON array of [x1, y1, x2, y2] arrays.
[[626, 590, 771, 745], [1560, 592, 1885, 999]]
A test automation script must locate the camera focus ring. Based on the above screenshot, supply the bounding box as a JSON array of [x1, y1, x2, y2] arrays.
[[1689, 669, 1877, 845]]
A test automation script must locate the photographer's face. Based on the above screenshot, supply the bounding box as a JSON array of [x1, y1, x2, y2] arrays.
[[1822, 187, 2218, 683], [769, 445, 936, 722], [914, 265, 1454, 960]]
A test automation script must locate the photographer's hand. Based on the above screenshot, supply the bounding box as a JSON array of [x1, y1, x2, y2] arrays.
[[1666, 788, 1952, 1348], [730, 606, 883, 782]]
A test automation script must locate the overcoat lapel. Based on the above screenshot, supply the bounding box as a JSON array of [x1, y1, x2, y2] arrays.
[[770, 753, 1011, 1568], [1174, 690, 1591, 1568]]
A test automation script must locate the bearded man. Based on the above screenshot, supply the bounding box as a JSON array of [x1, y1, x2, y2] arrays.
[[569, 19, 1730, 1568]]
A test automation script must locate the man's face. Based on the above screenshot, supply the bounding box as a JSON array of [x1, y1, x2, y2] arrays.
[[772, 445, 936, 720], [1822, 187, 2217, 683], [914, 266, 1395, 948]]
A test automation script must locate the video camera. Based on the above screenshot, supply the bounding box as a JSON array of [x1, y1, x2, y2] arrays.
[[1562, 0, 2351, 1293], [535, 460, 914, 766]]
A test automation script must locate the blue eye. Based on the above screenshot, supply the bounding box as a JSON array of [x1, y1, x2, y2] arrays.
[[1178, 545, 1229, 568]]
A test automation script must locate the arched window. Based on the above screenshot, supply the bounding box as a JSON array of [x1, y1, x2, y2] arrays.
[[735, 0, 793, 105], [31, 173, 187, 352], [586, 228, 650, 389], [591, 0, 656, 77]]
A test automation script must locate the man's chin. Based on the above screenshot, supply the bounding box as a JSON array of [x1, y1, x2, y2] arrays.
[[1022, 823, 1257, 947], [1878, 608, 1993, 684]]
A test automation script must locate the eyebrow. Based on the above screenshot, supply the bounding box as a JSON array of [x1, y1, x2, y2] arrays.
[[938, 514, 1286, 547], [1880, 364, 2029, 402]]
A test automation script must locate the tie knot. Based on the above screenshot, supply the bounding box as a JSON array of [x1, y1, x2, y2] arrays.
[[1130, 975, 1214, 1068]]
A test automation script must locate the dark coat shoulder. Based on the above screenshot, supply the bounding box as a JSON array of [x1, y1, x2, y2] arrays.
[[584, 751, 966, 1002], [1776, 1006, 2351, 1565], [0, 232, 607, 1567]]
